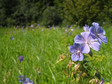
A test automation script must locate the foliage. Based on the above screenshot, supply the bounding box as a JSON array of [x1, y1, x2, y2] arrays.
[[13, 0, 40, 26], [0, 0, 18, 26], [40, 6, 62, 27], [0, 0, 112, 26], [61, 0, 112, 25], [6, 18, 15, 27]]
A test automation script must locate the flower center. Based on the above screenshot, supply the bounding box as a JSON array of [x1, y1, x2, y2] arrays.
[[85, 41, 88, 44], [77, 50, 80, 53]]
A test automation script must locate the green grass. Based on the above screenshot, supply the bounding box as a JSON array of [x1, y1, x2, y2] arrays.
[[0, 26, 112, 84]]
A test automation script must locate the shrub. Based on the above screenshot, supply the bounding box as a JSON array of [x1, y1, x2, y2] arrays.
[[61, 0, 112, 26], [6, 18, 15, 27], [41, 6, 62, 27]]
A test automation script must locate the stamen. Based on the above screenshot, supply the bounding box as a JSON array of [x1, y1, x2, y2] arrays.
[[85, 41, 88, 44], [77, 50, 80, 53]]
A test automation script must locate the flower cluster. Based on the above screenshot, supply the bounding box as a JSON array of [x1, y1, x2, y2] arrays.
[[19, 75, 33, 84], [18, 56, 33, 84], [69, 22, 107, 61]]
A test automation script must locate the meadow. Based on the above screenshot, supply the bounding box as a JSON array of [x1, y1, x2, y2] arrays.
[[0, 25, 112, 84]]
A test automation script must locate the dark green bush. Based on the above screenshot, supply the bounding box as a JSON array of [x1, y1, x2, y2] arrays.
[[0, 0, 112, 27], [61, 0, 112, 26], [40, 6, 62, 27], [6, 18, 15, 27]]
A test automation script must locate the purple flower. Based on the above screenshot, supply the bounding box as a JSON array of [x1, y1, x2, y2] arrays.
[[69, 26, 72, 28], [66, 25, 69, 28], [89, 22, 107, 44], [42, 29, 44, 31], [31, 25, 33, 28], [37, 24, 39, 26], [19, 75, 25, 82], [23, 78, 33, 84], [75, 32, 101, 53], [69, 32, 72, 35], [69, 43, 84, 61], [53, 25, 55, 28], [100, 78, 104, 84], [71, 29, 74, 31], [22, 29, 25, 32], [83, 24, 89, 32], [18, 56, 24, 62], [65, 29, 68, 32], [77, 27, 79, 29], [10, 37, 14, 40]]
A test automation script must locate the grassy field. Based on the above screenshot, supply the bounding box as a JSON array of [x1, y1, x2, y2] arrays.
[[0, 26, 112, 84]]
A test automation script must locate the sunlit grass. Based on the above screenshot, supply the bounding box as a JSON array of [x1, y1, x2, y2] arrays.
[[0, 26, 112, 84]]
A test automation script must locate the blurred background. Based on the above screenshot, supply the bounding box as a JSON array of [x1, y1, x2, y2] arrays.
[[0, 0, 112, 27], [0, 0, 112, 84]]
